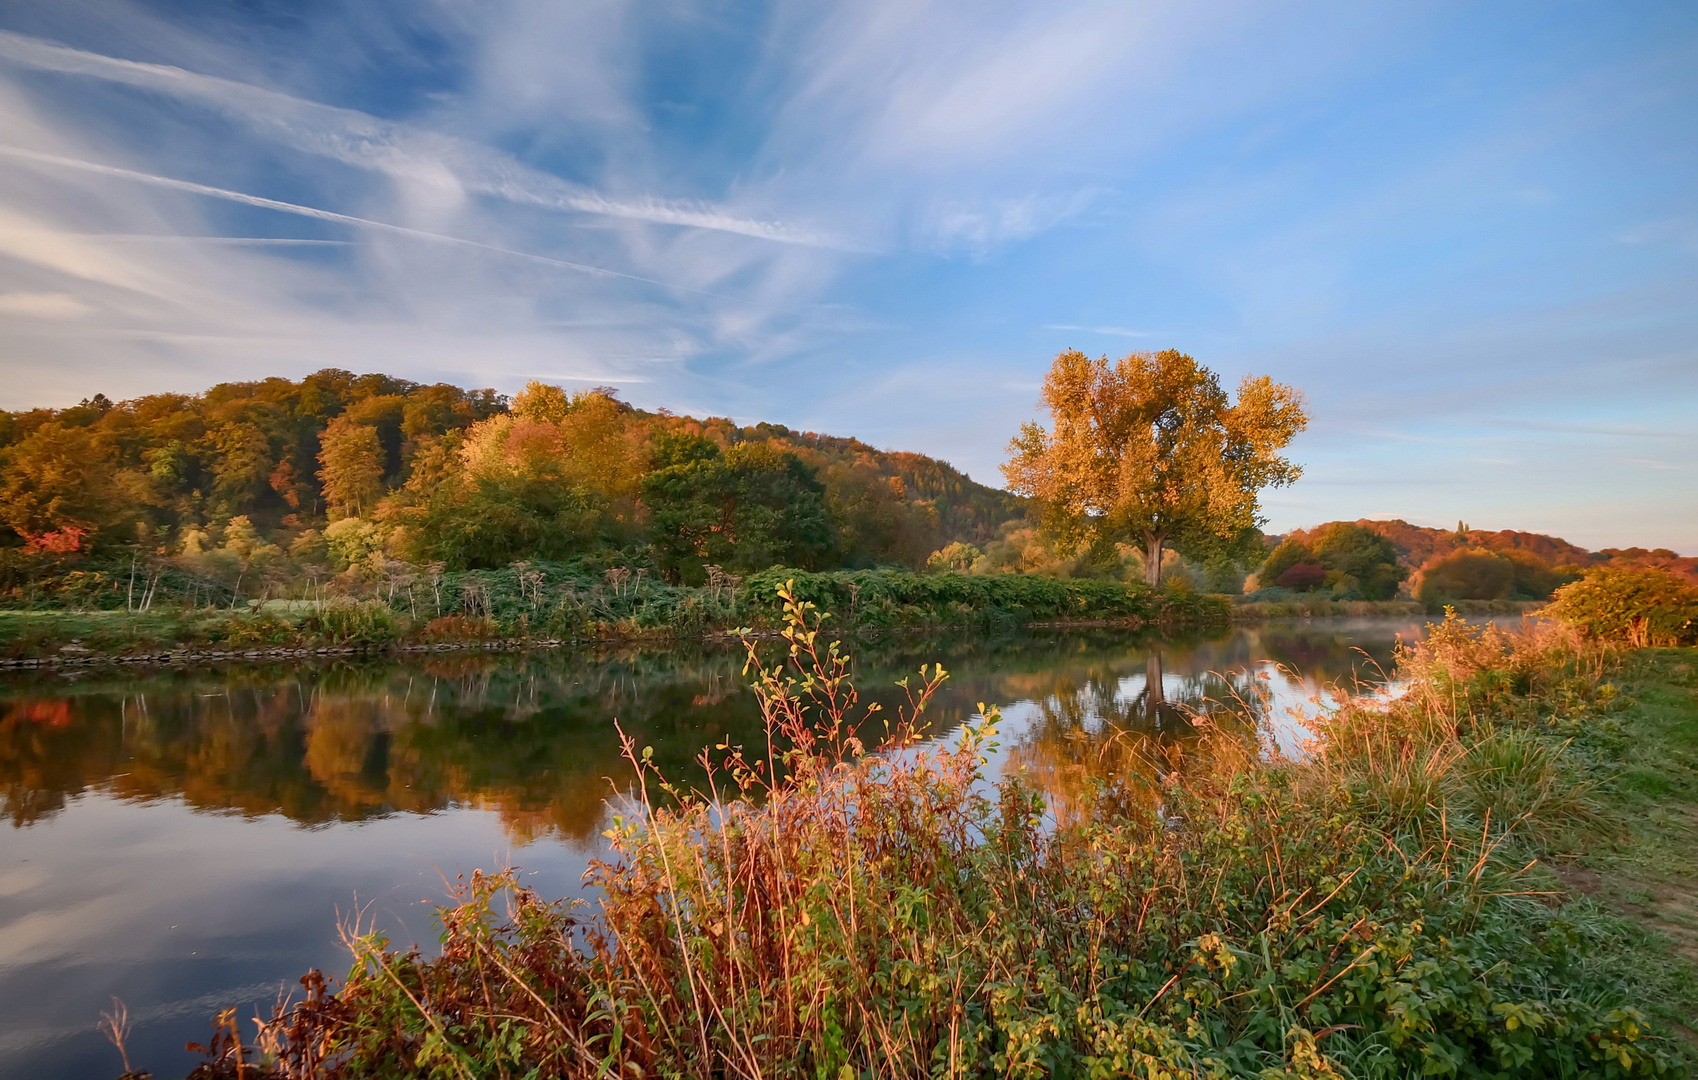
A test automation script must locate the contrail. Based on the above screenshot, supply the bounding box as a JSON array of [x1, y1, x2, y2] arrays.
[[0, 29, 855, 250], [0, 145, 744, 301]]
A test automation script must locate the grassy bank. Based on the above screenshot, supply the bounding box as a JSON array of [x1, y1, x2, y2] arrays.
[[0, 567, 1229, 663], [1545, 647, 1698, 1026], [160, 599, 1697, 1079]]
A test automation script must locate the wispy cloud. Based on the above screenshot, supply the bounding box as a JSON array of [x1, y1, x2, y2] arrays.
[[0, 145, 752, 300], [924, 190, 1102, 256], [0, 290, 89, 317], [0, 29, 849, 249]]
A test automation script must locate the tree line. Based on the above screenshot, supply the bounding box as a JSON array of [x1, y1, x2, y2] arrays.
[[0, 371, 1020, 592]]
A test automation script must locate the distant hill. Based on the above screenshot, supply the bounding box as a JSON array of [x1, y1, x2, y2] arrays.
[[0, 371, 1021, 573], [1274, 519, 1697, 583]]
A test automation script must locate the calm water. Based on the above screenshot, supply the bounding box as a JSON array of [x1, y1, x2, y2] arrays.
[[1, 618, 1442, 1079]]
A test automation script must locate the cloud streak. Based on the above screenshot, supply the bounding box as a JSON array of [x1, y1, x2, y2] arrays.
[[0, 145, 749, 301], [0, 29, 851, 249]]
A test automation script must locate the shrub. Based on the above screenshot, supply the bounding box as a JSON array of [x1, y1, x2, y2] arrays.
[[196, 611, 299, 647], [311, 599, 404, 645], [1258, 537, 1315, 591], [1547, 566, 1698, 646], [1274, 561, 1326, 591], [419, 614, 499, 642], [1418, 548, 1516, 602]]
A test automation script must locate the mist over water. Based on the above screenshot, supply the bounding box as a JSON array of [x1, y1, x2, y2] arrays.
[[0, 618, 1447, 1079]]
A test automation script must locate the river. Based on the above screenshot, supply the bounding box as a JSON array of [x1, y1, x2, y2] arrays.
[[0, 616, 1454, 1079]]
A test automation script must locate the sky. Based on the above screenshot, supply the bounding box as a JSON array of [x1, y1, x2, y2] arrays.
[[0, 1, 1693, 553]]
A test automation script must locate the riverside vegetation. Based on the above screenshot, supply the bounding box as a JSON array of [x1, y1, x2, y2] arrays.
[[145, 574, 1698, 1080], [4, 361, 1689, 661], [0, 564, 1229, 662]]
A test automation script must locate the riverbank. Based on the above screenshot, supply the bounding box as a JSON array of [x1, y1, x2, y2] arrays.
[[0, 565, 1551, 668], [1231, 596, 1543, 619], [0, 568, 1233, 665], [170, 606, 1697, 1078]]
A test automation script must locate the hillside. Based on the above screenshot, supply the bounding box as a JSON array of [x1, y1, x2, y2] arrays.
[[1276, 518, 1697, 586], [0, 370, 1020, 580]]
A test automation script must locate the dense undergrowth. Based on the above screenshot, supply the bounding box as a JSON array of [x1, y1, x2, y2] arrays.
[[160, 594, 1695, 1079], [0, 565, 1228, 660]]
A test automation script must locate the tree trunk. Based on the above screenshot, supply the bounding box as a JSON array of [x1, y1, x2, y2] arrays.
[[1144, 534, 1164, 587], [1146, 650, 1165, 706]]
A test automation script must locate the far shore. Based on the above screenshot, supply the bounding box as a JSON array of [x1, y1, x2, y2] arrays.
[[0, 596, 1542, 669]]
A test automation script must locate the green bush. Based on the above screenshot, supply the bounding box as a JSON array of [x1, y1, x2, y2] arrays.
[[1547, 566, 1698, 647], [310, 598, 406, 645]]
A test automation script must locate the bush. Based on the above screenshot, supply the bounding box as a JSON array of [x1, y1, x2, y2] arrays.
[[1546, 566, 1698, 646], [1274, 561, 1326, 590], [419, 614, 499, 642], [1418, 548, 1516, 602], [310, 599, 405, 645]]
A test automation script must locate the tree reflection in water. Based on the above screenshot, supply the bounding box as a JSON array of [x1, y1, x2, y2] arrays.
[[0, 619, 1427, 846]]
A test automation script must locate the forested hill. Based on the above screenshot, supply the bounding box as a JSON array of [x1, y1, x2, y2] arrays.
[[1278, 518, 1698, 583], [0, 370, 1021, 578]]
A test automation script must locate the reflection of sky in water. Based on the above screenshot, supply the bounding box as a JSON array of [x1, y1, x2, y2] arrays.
[[0, 617, 1525, 1079]]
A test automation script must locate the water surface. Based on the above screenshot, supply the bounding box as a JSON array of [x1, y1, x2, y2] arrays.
[[1, 618, 1442, 1079]]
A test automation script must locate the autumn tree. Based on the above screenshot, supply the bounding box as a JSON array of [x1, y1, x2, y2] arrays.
[[1417, 549, 1515, 603], [317, 415, 384, 519], [0, 422, 118, 541], [1003, 349, 1308, 587]]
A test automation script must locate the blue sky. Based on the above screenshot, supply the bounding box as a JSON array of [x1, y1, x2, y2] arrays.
[[0, 1, 1693, 552]]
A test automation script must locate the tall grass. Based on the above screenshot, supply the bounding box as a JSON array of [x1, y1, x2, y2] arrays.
[[184, 598, 1684, 1079]]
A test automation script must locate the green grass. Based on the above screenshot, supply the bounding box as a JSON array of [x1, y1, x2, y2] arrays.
[[1549, 648, 1698, 1039]]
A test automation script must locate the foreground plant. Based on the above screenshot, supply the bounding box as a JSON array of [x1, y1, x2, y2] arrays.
[[184, 592, 1686, 1078]]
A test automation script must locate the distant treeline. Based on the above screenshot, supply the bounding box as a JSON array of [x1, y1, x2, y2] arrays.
[[1248, 518, 1695, 604], [0, 371, 1021, 600]]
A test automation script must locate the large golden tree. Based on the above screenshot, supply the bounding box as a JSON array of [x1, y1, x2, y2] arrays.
[[1003, 349, 1308, 587]]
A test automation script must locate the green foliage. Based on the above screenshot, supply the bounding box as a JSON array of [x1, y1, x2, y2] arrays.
[[1260, 524, 1404, 599], [308, 599, 405, 645], [1307, 520, 1405, 599], [926, 539, 983, 573], [322, 517, 385, 571], [740, 567, 1226, 629], [404, 474, 606, 569], [1547, 566, 1698, 647], [0, 607, 304, 657], [1258, 537, 1319, 591], [643, 439, 836, 583]]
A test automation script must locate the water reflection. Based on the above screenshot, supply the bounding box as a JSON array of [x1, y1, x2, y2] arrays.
[[0, 618, 1439, 1080]]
